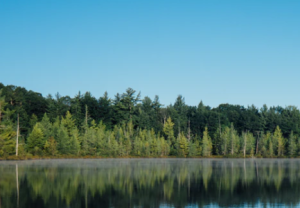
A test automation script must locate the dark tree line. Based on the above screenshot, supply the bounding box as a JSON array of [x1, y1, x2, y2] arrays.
[[1, 82, 300, 157]]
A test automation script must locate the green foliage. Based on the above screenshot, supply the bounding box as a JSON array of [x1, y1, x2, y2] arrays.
[[229, 123, 240, 155], [288, 131, 297, 157], [220, 127, 230, 155], [0, 82, 299, 158], [177, 133, 189, 157], [163, 117, 174, 141], [202, 127, 212, 157], [27, 123, 44, 155], [241, 131, 255, 157], [56, 124, 69, 154], [0, 124, 16, 156], [44, 137, 57, 156], [29, 114, 38, 129], [273, 126, 285, 156]]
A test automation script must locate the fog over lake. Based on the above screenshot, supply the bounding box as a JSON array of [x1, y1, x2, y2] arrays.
[[0, 159, 299, 208]]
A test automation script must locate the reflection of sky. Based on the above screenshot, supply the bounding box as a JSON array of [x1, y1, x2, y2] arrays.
[[2, 159, 300, 207], [159, 202, 300, 208]]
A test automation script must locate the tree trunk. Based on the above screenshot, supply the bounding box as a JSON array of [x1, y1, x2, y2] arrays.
[[243, 133, 246, 158], [16, 114, 19, 156], [187, 119, 191, 142]]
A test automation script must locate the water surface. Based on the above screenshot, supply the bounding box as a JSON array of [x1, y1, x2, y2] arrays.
[[0, 159, 299, 208]]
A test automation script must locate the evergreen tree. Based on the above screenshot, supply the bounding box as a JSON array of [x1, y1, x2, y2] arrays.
[[221, 127, 230, 155], [44, 137, 57, 156], [229, 123, 239, 155], [124, 137, 132, 156], [269, 134, 274, 157], [40, 113, 52, 140], [177, 133, 189, 157], [61, 111, 76, 137], [188, 142, 197, 157], [202, 127, 212, 157], [133, 136, 142, 156], [288, 131, 297, 157], [56, 124, 69, 155], [260, 132, 270, 157], [27, 123, 44, 155], [0, 94, 16, 156], [163, 117, 175, 143], [0, 89, 6, 122], [273, 126, 285, 156], [0, 124, 16, 156], [69, 128, 80, 155], [29, 114, 38, 130]]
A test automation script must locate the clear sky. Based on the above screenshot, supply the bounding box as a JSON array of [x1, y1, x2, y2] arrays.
[[0, 0, 299, 108]]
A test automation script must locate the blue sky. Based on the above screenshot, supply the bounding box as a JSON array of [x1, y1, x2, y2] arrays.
[[0, 0, 299, 108]]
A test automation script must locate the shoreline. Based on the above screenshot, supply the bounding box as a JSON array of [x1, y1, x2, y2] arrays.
[[1, 155, 299, 161]]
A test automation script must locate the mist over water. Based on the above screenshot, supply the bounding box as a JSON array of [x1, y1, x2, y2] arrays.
[[0, 159, 299, 208]]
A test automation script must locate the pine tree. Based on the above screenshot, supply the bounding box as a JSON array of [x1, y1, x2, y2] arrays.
[[241, 131, 255, 157], [44, 137, 57, 156], [110, 132, 119, 156], [95, 121, 106, 155], [188, 142, 197, 157], [242, 132, 247, 157], [273, 126, 285, 156], [221, 127, 230, 155], [269, 137, 274, 157], [124, 137, 132, 156], [29, 114, 38, 130], [69, 128, 80, 155], [0, 89, 6, 123], [133, 136, 142, 156], [213, 126, 222, 155], [176, 132, 189, 157], [0, 92, 16, 156], [229, 123, 239, 155], [163, 117, 174, 141], [288, 131, 297, 157], [260, 132, 269, 157], [150, 138, 158, 156], [0, 124, 16, 156], [40, 113, 52, 140], [160, 137, 170, 156], [61, 111, 76, 137], [27, 123, 44, 155], [56, 124, 69, 155], [202, 127, 212, 157]]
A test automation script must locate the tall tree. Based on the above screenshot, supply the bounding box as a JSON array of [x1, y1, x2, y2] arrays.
[[288, 131, 297, 157], [27, 123, 44, 155], [202, 127, 212, 157], [273, 126, 285, 156], [163, 117, 175, 142]]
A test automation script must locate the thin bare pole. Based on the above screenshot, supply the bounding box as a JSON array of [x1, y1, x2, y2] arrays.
[[255, 131, 261, 155], [16, 114, 19, 156], [188, 119, 191, 142]]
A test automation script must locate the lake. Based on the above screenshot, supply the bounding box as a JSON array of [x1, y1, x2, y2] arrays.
[[0, 158, 299, 208]]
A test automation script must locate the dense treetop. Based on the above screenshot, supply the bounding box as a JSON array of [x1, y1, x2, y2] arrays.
[[0, 82, 300, 158]]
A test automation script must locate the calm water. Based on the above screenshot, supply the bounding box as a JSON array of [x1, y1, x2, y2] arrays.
[[0, 159, 299, 208]]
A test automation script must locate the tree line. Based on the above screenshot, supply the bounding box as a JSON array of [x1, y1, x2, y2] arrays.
[[0, 82, 300, 158]]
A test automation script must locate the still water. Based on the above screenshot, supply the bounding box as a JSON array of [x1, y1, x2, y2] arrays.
[[0, 159, 299, 208]]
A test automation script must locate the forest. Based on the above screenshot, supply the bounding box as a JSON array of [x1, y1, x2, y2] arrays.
[[0, 82, 300, 158]]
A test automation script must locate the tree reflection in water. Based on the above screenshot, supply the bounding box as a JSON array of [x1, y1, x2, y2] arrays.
[[0, 159, 300, 208]]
